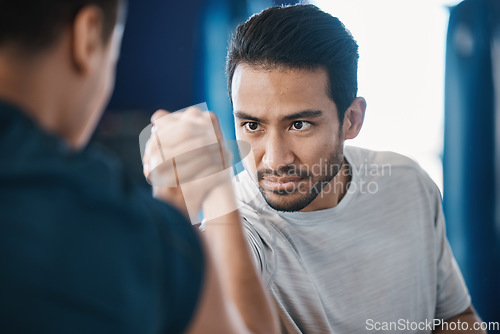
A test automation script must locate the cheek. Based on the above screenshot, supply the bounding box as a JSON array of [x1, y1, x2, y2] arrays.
[[103, 55, 117, 97], [94, 57, 117, 112], [99, 42, 120, 103], [239, 137, 259, 173], [92, 74, 112, 115], [84, 62, 115, 129], [295, 137, 338, 166], [102, 70, 115, 102]]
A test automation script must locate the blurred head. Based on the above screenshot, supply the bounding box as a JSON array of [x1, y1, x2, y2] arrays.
[[227, 5, 365, 212], [0, 0, 127, 148], [0, 0, 124, 53]]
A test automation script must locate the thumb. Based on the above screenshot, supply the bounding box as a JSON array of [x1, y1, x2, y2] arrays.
[[151, 109, 170, 124]]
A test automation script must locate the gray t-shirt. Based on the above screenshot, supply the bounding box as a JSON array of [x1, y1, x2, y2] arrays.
[[233, 146, 470, 333]]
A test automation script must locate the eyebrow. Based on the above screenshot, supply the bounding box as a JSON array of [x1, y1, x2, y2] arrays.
[[281, 110, 323, 121], [233, 111, 264, 123], [234, 110, 323, 123]]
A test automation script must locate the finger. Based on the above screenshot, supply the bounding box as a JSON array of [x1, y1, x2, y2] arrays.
[[149, 143, 228, 186], [159, 135, 219, 162], [142, 137, 157, 180], [144, 137, 167, 173], [143, 163, 151, 180], [184, 106, 203, 116], [149, 154, 225, 188], [173, 143, 224, 170], [143, 151, 150, 177], [153, 112, 207, 145], [142, 136, 153, 161], [147, 159, 178, 187], [179, 107, 209, 130], [151, 109, 170, 124]]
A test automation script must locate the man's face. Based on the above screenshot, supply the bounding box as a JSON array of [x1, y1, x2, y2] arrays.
[[232, 64, 345, 212]]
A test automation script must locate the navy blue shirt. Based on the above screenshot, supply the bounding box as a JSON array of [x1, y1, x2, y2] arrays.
[[0, 101, 204, 333]]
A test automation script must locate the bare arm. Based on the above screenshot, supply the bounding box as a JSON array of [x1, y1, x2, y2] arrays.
[[200, 182, 278, 333], [185, 232, 257, 334], [199, 112, 277, 333], [433, 305, 486, 334], [185, 211, 278, 334], [144, 108, 278, 333]]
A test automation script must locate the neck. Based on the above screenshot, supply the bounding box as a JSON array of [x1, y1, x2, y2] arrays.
[[300, 158, 351, 212], [0, 46, 82, 149]]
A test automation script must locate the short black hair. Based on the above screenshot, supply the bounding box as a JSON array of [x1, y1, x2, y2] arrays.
[[0, 0, 125, 53], [226, 4, 359, 124]]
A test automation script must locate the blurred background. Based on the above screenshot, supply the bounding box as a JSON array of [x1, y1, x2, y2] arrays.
[[95, 0, 499, 326]]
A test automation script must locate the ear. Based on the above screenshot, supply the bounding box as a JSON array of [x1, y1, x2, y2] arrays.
[[71, 5, 104, 75], [342, 97, 366, 140]]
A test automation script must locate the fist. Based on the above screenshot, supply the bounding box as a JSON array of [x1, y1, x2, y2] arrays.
[[142, 106, 234, 223]]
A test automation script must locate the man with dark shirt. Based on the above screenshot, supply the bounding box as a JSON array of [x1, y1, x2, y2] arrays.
[[0, 1, 277, 333]]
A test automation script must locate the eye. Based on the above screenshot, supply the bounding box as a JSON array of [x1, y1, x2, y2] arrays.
[[290, 121, 312, 131], [243, 122, 261, 132]]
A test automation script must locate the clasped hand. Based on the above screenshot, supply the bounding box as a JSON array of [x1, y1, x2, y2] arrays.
[[142, 107, 234, 223]]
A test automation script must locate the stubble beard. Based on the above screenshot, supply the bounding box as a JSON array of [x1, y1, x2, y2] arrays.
[[256, 145, 344, 212]]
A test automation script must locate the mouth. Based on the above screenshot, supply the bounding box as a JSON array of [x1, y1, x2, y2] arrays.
[[261, 176, 305, 192]]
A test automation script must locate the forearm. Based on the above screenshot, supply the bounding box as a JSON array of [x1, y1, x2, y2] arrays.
[[145, 108, 277, 332], [202, 182, 278, 334]]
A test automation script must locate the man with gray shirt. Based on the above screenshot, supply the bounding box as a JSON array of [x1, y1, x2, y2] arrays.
[[225, 4, 484, 333]]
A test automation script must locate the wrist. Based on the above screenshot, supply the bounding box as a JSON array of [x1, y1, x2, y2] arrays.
[[202, 168, 239, 223], [153, 186, 189, 217]]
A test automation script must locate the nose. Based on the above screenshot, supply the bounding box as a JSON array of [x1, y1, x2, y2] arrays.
[[261, 132, 294, 171]]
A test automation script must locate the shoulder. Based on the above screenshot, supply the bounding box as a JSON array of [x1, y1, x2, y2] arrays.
[[0, 102, 205, 331], [345, 145, 440, 196], [0, 108, 204, 285], [0, 145, 205, 333], [345, 145, 422, 170]]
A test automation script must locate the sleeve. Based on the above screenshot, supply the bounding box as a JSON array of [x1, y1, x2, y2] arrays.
[[200, 214, 265, 275], [432, 187, 471, 320], [201, 211, 273, 286], [242, 216, 265, 273], [241, 215, 278, 288]]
